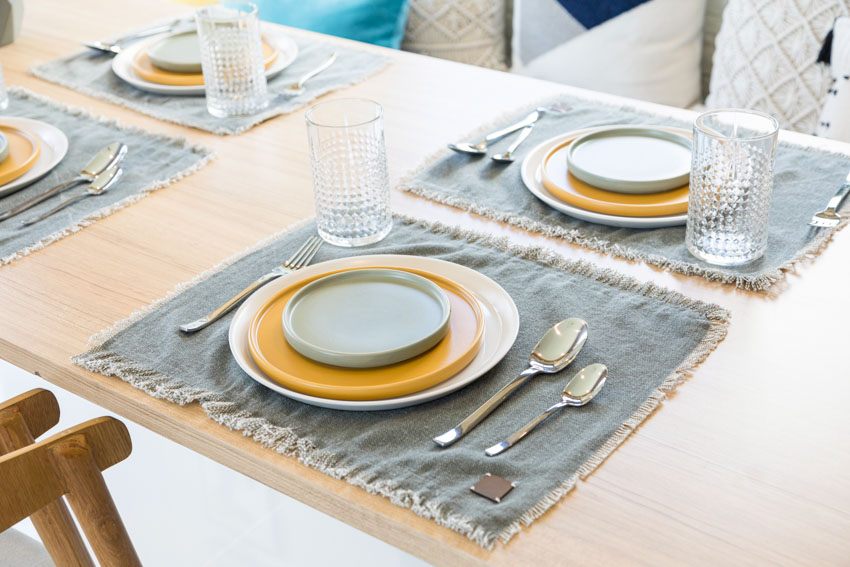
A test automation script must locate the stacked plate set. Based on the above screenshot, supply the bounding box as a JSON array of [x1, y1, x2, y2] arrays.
[[521, 125, 693, 228], [112, 26, 298, 95], [229, 254, 520, 411], [0, 117, 68, 200]]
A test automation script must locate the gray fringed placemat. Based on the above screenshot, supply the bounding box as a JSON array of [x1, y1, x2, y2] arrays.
[[31, 34, 390, 136], [0, 87, 212, 266], [399, 98, 850, 291], [73, 215, 728, 549]]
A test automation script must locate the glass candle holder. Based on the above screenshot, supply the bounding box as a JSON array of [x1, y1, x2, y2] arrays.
[[306, 99, 392, 247], [686, 109, 780, 266], [195, 2, 268, 118]]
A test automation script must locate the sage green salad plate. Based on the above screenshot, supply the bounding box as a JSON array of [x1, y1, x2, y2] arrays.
[[282, 268, 452, 368], [565, 126, 692, 194], [147, 30, 202, 73]]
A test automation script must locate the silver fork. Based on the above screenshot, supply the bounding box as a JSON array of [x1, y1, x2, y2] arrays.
[[809, 177, 850, 228], [179, 236, 324, 334]]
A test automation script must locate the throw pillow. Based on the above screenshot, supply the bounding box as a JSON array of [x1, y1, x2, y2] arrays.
[[511, 0, 707, 108], [706, 0, 849, 133], [253, 0, 411, 49], [816, 16, 850, 141], [402, 0, 511, 70]]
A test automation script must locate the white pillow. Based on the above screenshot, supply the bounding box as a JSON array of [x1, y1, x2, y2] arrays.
[[512, 0, 707, 108], [707, 0, 849, 134], [816, 16, 850, 141]]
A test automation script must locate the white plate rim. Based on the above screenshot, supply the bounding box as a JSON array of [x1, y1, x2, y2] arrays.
[[112, 25, 298, 96], [229, 254, 520, 411], [0, 117, 69, 199], [520, 128, 689, 229]]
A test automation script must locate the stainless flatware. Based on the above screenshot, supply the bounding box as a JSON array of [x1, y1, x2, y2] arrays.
[[280, 52, 337, 97], [179, 236, 324, 334], [448, 103, 571, 156], [433, 318, 588, 447], [491, 124, 534, 163], [809, 173, 850, 228], [83, 17, 192, 55], [485, 363, 608, 456], [21, 165, 123, 226], [0, 142, 128, 222]]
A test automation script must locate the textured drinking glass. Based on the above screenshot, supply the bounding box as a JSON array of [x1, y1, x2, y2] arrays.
[[195, 2, 268, 118], [686, 109, 780, 266], [306, 99, 393, 247], [0, 62, 8, 111]]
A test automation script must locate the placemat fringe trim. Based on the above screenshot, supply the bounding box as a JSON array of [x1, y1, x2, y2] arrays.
[[397, 95, 850, 291], [0, 87, 215, 266], [73, 214, 730, 550]]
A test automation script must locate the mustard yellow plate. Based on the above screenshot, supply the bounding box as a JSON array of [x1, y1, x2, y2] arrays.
[[542, 137, 690, 218], [0, 126, 41, 187], [248, 267, 485, 401], [131, 39, 279, 86]]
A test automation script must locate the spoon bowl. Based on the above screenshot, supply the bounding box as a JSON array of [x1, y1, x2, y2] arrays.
[[529, 317, 588, 372], [448, 142, 487, 155]]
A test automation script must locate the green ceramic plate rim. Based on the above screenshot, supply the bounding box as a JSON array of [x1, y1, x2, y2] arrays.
[[565, 125, 692, 194], [281, 268, 452, 368], [0, 131, 8, 164], [147, 30, 202, 74]]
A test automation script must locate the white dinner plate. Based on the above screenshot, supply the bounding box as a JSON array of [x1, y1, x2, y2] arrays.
[[112, 25, 298, 96], [0, 117, 69, 199], [521, 129, 688, 228], [229, 254, 520, 411]]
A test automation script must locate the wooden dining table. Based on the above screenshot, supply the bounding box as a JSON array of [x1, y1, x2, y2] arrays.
[[2, 1, 849, 565]]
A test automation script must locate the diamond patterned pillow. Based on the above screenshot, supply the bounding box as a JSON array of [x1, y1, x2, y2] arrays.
[[706, 0, 849, 133], [402, 0, 510, 70]]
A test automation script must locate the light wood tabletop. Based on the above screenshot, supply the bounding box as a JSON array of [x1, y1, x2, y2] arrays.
[[2, 1, 849, 565]]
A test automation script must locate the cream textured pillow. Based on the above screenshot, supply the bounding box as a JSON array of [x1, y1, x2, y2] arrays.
[[402, 0, 510, 70], [706, 0, 849, 133], [511, 0, 707, 109]]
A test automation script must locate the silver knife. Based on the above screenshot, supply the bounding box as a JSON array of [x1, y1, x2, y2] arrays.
[[0, 142, 128, 222], [83, 17, 193, 55], [21, 165, 124, 226]]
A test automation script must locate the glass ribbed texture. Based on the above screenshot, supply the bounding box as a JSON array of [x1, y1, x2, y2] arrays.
[[686, 110, 779, 266], [196, 2, 268, 118]]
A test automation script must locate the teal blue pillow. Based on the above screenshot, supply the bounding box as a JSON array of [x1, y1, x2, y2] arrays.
[[254, 0, 410, 49]]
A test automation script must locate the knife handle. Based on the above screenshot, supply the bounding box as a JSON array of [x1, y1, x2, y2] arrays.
[[178, 271, 282, 334], [0, 176, 88, 221]]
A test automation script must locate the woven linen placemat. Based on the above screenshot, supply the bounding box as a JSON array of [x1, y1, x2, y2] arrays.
[[0, 87, 212, 266], [31, 35, 390, 136], [399, 97, 850, 291], [73, 216, 728, 548]]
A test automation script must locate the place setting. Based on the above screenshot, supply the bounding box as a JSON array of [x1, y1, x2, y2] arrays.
[[0, 87, 212, 266], [400, 98, 850, 291], [30, 2, 390, 135], [72, 96, 730, 549]]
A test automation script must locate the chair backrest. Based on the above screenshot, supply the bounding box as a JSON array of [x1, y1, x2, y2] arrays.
[[0, 389, 141, 567]]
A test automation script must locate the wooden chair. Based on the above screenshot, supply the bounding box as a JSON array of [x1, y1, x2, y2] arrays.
[[0, 389, 141, 566]]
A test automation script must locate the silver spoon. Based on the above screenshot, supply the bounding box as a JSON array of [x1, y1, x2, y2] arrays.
[[280, 52, 337, 97], [21, 166, 123, 226], [485, 363, 608, 456], [448, 103, 571, 156], [433, 318, 588, 447], [491, 124, 534, 163]]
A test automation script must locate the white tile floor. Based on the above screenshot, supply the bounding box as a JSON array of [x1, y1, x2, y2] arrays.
[[0, 361, 431, 567]]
